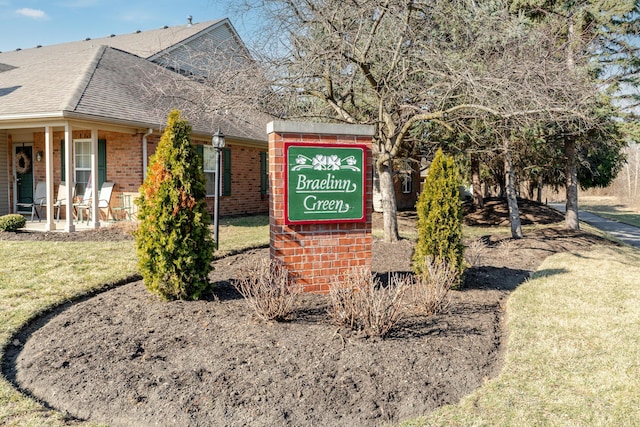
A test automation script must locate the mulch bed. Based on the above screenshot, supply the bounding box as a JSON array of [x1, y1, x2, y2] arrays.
[[2, 199, 613, 426]]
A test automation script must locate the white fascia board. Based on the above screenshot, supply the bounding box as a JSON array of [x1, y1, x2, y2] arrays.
[[0, 112, 67, 129]]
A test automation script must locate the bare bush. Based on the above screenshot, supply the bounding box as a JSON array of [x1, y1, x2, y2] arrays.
[[329, 269, 411, 338], [465, 238, 486, 267], [497, 238, 516, 260], [412, 257, 456, 316], [234, 258, 301, 322]]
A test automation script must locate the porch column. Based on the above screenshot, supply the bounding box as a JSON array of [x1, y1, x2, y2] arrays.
[[64, 123, 75, 232], [90, 129, 99, 228], [44, 126, 56, 231]]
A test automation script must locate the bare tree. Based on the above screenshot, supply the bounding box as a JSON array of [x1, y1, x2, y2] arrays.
[[233, 0, 603, 240], [412, 5, 603, 237], [511, 0, 640, 229], [141, 0, 611, 241]]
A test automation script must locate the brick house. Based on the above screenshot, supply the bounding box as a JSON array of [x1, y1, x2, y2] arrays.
[[0, 18, 269, 231]]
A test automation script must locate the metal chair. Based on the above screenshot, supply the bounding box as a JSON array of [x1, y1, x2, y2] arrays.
[[77, 182, 115, 223], [16, 181, 47, 221]]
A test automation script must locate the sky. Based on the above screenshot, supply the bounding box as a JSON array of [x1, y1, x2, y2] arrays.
[[0, 0, 254, 53]]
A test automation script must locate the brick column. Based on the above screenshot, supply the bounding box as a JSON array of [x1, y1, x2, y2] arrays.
[[267, 121, 374, 293]]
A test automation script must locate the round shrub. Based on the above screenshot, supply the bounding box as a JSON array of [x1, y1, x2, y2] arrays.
[[135, 110, 215, 300], [0, 214, 27, 232]]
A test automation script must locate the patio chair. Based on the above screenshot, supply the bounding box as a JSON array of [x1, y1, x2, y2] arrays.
[[94, 182, 115, 221], [112, 192, 135, 221], [73, 185, 93, 224], [16, 181, 47, 221], [41, 182, 75, 221], [77, 182, 115, 223], [56, 182, 76, 220]]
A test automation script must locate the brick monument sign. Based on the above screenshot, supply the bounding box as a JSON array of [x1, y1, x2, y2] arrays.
[[267, 121, 374, 293]]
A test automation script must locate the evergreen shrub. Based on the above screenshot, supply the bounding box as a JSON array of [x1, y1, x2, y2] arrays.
[[0, 214, 26, 231], [412, 149, 464, 285], [135, 110, 215, 300]]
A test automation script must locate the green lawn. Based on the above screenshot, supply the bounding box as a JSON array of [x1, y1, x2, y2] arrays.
[[580, 197, 640, 228], [404, 245, 640, 427], [2, 215, 640, 426], [0, 240, 138, 427]]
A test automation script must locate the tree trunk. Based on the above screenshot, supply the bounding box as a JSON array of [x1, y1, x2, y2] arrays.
[[626, 162, 632, 199], [564, 14, 580, 230], [536, 182, 542, 203], [377, 159, 400, 243], [527, 180, 535, 200], [634, 147, 639, 198], [504, 143, 523, 239], [493, 169, 506, 198], [564, 138, 580, 230], [471, 154, 484, 208]]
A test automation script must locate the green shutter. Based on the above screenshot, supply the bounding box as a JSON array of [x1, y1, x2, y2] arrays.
[[260, 152, 268, 195], [223, 147, 231, 196], [98, 139, 106, 188], [60, 140, 65, 180], [195, 144, 204, 167]]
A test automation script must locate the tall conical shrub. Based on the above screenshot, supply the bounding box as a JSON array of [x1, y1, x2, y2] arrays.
[[412, 149, 464, 285], [135, 110, 215, 300]]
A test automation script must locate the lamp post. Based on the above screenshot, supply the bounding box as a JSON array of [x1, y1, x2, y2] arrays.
[[212, 129, 225, 247]]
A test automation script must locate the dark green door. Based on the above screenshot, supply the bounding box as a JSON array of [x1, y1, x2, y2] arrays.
[[15, 146, 34, 205]]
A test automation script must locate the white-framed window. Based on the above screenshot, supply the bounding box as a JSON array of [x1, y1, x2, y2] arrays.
[[75, 139, 92, 195], [401, 173, 413, 194], [203, 145, 219, 197]]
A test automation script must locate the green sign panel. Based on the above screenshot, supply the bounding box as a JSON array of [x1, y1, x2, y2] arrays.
[[285, 143, 366, 224]]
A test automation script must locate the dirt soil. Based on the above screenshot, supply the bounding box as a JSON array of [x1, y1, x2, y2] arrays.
[[2, 199, 614, 427]]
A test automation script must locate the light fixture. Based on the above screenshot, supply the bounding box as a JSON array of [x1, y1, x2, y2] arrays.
[[212, 128, 225, 246], [212, 128, 225, 149], [36, 151, 43, 162]]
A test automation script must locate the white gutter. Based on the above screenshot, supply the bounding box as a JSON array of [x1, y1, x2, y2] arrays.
[[142, 128, 153, 180], [0, 111, 65, 121]]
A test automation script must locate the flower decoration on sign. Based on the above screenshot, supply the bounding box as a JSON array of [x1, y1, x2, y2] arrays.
[[292, 153, 360, 171], [311, 154, 341, 170]]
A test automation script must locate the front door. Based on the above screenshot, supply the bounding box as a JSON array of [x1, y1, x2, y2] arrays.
[[14, 145, 34, 207]]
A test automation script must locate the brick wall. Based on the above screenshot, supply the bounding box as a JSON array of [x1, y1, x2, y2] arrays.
[[12, 130, 268, 219], [28, 130, 145, 219], [207, 143, 269, 216], [147, 137, 269, 217], [395, 169, 420, 210], [267, 121, 374, 293]]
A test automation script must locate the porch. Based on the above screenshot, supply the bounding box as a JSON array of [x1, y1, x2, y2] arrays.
[[21, 219, 113, 233]]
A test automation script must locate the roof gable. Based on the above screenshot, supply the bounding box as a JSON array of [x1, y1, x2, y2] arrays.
[[0, 19, 267, 142], [82, 19, 238, 59]]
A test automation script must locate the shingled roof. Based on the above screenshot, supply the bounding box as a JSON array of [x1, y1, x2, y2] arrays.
[[0, 19, 266, 142], [76, 19, 227, 59]]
